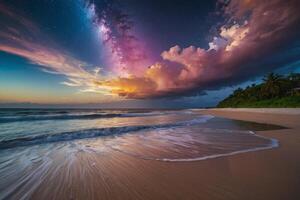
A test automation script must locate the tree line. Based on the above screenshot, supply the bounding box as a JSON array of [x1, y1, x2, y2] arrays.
[[217, 73, 300, 108]]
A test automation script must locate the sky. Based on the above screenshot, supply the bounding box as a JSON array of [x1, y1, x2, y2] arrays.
[[0, 0, 300, 108]]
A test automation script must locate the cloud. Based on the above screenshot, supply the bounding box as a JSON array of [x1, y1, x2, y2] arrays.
[[0, 3, 109, 95], [95, 0, 300, 98]]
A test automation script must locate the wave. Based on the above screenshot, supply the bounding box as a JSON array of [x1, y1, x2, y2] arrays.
[[0, 111, 180, 124], [110, 129, 279, 162], [0, 113, 123, 123], [0, 111, 171, 123], [154, 137, 278, 162], [0, 115, 214, 149], [120, 111, 166, 117]]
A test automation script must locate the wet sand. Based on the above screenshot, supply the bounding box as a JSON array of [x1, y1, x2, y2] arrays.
[[3, 109, 300, 200]]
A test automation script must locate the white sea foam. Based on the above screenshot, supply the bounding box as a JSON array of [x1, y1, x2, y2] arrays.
[[155, 136, 279, 162], [109, 128, 279, 163], [0, 114, 214, 149]]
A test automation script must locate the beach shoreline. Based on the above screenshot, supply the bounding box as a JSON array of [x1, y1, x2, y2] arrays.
[[195, 108, 300, 128], [53, 108, 300, 199], [108, 108, 300, 200], [1, 108, 300, 200], [173, 108, 300, 200]]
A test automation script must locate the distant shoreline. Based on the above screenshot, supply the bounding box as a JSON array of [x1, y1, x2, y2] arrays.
[[193, 108, 300, 115]]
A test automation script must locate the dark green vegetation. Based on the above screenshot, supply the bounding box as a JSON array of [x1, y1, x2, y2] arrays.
[[218, 73, 300, 108]]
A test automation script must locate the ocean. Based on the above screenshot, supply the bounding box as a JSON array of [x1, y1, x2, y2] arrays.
[[0, 109, 283, 199]]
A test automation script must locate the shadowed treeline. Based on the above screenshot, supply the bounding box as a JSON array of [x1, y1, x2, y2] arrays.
[[218, 73, 300, 108]]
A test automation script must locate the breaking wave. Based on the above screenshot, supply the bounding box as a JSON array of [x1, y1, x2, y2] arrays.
[[0, 115, 214, 149]]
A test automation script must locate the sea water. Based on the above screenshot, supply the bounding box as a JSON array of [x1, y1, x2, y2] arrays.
[[0, 109, 283, 199]]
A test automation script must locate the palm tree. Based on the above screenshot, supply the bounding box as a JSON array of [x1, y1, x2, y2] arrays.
[[287, 72, 300, 81], [262, 73, 283, 98]]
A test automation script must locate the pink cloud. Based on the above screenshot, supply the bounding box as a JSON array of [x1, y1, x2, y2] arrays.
[[96, 0, 300, 98]]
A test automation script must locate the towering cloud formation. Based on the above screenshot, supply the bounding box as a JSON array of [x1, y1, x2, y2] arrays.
[[97, 0, 300, 98]]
